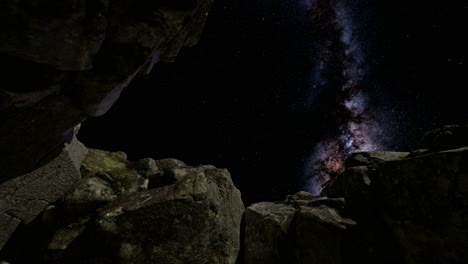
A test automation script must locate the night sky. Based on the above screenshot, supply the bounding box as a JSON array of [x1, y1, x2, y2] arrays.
[[78, 0, 467, 205]]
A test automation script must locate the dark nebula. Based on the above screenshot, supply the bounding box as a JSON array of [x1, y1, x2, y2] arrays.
[[300, 0, 389, 194], [78, 0, 466, 205]]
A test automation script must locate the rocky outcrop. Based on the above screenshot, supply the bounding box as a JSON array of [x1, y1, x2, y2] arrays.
[[344, 151, 409, 168], [0, 146, 244, 264], [321, 126, 468, 264], [0, 0, 214, 183], [0, 136, 87, 251], [96, 166, 244, 264], [243, 195, 356, 264], [241, 125, 468, 264]]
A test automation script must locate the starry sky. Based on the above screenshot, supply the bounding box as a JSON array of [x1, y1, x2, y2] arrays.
[[79, 0, 466, 205]]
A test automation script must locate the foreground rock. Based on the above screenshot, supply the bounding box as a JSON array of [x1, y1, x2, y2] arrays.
[[242, 125, 468, 264], [0, 146, 244, 264], [97, 166, 244, 264], [0, 136, 86, 251], [0, 0, 214, 185], [322, 143, 468, 263], [243, 195, 356, 264]]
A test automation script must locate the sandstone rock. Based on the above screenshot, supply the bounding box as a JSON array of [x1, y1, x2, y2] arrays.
[[93, 166, 244, 264], [0, 137, 86, 250]]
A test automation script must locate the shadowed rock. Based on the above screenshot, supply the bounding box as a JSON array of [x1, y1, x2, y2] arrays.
[[323, 144, 468, 264], [418, 125, 468, 152], [243, 193, 355, 264], [95, 166, 244, 264], [0, 0, 215, 185], [0, 136, 86, 251]]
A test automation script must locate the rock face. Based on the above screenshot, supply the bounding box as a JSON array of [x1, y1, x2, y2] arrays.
[[243, 195, 356, 264], [0, 0, 214, 183], [97, 166, 244, 264], [0, 136, 86, 251], [241, 125, 468, 264], [0, 145, 244, 264], [321, 129, 468, 264]]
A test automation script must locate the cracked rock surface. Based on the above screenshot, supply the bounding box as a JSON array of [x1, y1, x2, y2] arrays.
[[0, 145, 244, 264], [0, 136, 86, 251]]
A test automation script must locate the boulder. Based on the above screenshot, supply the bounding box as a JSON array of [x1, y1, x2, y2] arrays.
[[243, 202, 297, 264], [133, 158, 188, 189], [322, 144, 468, 263], [243, 193, 356, 264], [80, 148, 145, 195], [375, 147, 468, 264], [292, 206, 356, 264], [93, 166, 244, 264], [0, 136, 86, 250], [63, 148, 145, 216]]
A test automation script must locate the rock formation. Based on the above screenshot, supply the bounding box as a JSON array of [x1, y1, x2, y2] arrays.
[[241, 125, 468, 264], [0, 136, 87, 250], [0, 5, 467, 261], [0, 144, 244, 264], [0, 0, 214, 183], [243, 193, 356, 264]]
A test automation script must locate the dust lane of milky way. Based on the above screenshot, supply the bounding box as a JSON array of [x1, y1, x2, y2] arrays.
[[301, 0, 388, 194]]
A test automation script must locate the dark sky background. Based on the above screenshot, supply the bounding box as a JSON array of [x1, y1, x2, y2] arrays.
[[78, 0, 467, 205]]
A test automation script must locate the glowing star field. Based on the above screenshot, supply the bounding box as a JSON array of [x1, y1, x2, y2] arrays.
[[302, 0, 385, 194]]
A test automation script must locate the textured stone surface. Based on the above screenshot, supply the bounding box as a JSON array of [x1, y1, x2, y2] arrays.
[[292, 206, 356, 264], [0, 0, 215, 185], [323, 145, 468, 264], [0, 137, 86, 250], [63, 148, 145, 216], [69, 0, 215, 116], [243, 193, 355, 264], [80, 148, 145, 194], [344, 151, 409, 168], [244, 202, 297, 264], [95, 166, 244, 264], [0, 94, 86, 182], [375, 147, 468, 264]]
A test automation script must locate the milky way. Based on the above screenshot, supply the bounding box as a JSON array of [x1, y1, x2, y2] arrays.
[[302, 0, 386, 194]]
